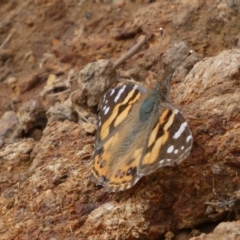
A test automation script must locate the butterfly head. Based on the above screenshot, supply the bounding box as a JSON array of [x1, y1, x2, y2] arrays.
[[155, 74, 172, 98]]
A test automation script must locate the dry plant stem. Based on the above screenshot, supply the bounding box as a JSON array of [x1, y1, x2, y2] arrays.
[[39, 83, 69, 97], [76, 110, 90, 123], [113, 35, 147, 69], [0, 32, 13, 51], [48, 89, 71, 97]]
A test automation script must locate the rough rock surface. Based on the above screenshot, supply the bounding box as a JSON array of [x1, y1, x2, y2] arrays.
[[189, 221, 240, 240], [1, 1, 240, 240]]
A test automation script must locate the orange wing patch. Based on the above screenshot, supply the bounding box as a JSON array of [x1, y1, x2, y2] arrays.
[[100, 89, 141, 140], [142, 109, 174, 166]]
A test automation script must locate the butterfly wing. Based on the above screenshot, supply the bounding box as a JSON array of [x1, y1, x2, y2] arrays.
[[90, 84, 193, 192], [91, 84, 150, 192], [139, 100, 193, 176]]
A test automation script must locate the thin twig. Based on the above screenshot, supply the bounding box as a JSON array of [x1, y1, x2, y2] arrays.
[[205, 200, 236, 208], [113, 35, 147, 69], [212, 178, 221, 201], [39, 82, 69, 97], [0, 32, 13, 51]]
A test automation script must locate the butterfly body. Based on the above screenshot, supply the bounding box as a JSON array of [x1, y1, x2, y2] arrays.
[[90, 82, 192, 192]]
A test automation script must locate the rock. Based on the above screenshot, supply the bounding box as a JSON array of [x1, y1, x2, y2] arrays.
[[17, 100, 47, 140], [71, 59, 116, 109], [40, 72, 74, 108], [46, 74, 59, 87], [17, 72, 41, 93], [46, 99, 77, 123], [0, 49, 14, 61], [165, 41, 185, 63], [174, 231, 190, 240], [163, 41, 201, 81], [28, 128, 43, 141], [7, 76, 17, 90], [236, 190, 240, 200], [0, 111, 18, 146], [11, 97, 20, 104], [0, 138, 35, 164], [76, 144, 94, 159], [217, 2, 234, 22], [80, 201, 148, 238], [189, 221, 240, 240], [70, 89, 98, 123], [82, 122, 96, 134], [0, 138, 36, 191]]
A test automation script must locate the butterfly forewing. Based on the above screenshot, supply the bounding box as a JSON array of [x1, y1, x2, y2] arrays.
[[91, 84, 149, 191], [96, 85, 145, 142], [90, 83, 193, 192]]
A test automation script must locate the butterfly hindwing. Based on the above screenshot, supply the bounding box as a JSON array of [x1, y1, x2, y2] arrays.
[[139, 102, 193, 175]]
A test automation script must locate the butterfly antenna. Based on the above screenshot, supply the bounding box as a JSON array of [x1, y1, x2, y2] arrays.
[[161, 49, 192, 97], [162, 47, 193, 97], [156, 27, 164, 81], [156, 27, 171, 96], [172, 49, 193, 70]]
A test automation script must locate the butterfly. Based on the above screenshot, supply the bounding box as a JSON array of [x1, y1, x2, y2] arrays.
[[90, 76, 193, 192]]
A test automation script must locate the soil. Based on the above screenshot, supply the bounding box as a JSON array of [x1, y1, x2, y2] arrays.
[[1, 1, 240, 240]]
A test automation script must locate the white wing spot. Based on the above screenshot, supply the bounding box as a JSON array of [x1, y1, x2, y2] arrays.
[[159, 160, 165, 165], [173, 122, 187, 139], [173, 108, 179, 114], [186, 135, 192, 142], [167, 145, 174, 153], [98, 121, 101, 126], [114, 85, 126, 102], [174, 149, 179, 154], [181, 146, 184, 150], [103, 105, 106, 111], [110, 89, 115, 96], [105, 100, 108, 104], [159, 159, 174, 166], [104, 106, 110, 115]]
